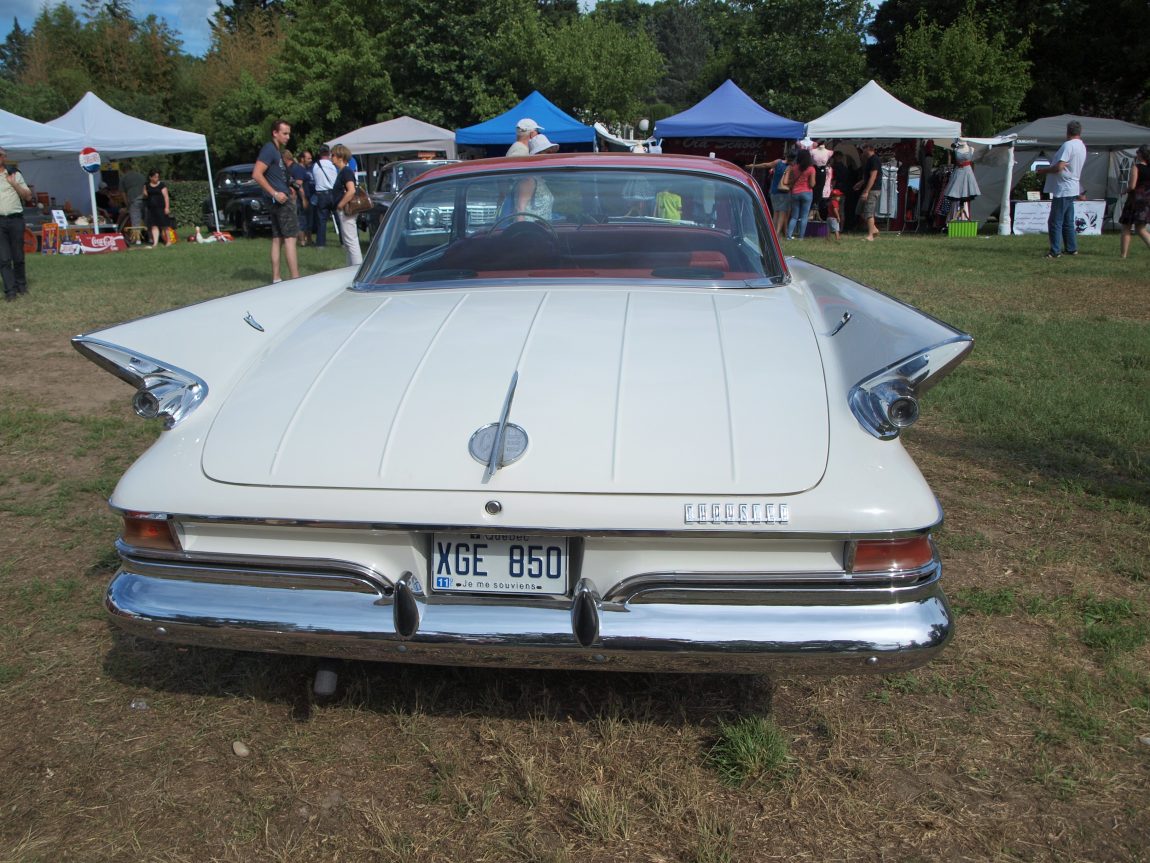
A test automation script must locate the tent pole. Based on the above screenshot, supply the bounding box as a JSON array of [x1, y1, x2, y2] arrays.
[[204, 148, 222, 232], [998, 141, 1015, 236], [88, 172, 100, 234]]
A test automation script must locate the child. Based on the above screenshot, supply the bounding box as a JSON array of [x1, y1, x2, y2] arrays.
[[826, 189, 843, 242]]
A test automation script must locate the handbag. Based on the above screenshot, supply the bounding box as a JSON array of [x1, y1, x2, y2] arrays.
[[341, 187, 372, 217]]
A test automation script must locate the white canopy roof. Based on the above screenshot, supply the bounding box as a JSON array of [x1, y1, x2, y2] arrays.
[[806, 80, 961, 140], [47, 91, 207, 157], [0, 108, 84, 159], [327, 116, 456, 159]]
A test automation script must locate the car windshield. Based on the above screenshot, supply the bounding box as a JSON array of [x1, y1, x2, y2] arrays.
[[356, 167, 784, 288], [222, 170, 255, 186], [378, 161, 448, 193]]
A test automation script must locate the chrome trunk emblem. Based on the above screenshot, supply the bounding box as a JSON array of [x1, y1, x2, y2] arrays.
[[469, 423, 529, 469], [470, 371, 528, 480]]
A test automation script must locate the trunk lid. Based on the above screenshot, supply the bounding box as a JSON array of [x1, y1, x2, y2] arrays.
[[201, 287, 829, 494]]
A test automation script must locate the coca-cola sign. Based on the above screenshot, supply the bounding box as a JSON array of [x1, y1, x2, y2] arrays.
[[78, 233, 128, 253]]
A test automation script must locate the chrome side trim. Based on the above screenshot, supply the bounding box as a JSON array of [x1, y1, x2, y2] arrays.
[[602, 562, 938, 603], [116, 540, 396, 595], [829, 311, 851, 336]]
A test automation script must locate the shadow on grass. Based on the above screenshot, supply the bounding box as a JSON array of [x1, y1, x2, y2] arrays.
[[102, 630, 773, 726]]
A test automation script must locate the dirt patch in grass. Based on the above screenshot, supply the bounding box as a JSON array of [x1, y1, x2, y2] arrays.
[[1, 238, 1147, 862]]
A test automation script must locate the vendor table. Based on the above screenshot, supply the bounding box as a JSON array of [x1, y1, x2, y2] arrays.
[[1011, 200, 1106, 236]]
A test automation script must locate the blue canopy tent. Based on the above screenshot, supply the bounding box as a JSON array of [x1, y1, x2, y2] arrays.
[[455, 91, 595, 157], [655, 80, 804, 164], [656, 80, 805, 138]]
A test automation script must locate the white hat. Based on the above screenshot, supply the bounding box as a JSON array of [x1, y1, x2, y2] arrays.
[[516, 118, 544, 132], [529, 134, 558, 155]]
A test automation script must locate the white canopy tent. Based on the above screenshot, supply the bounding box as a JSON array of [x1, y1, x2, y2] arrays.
[[806, 80, 961, 141], [0, 108, 84, 159], [18, 92, 222, 231], [326, 116, 456, 159]]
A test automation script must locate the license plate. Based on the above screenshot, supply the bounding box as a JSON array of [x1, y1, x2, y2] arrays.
[[431, 532, 568, 595]]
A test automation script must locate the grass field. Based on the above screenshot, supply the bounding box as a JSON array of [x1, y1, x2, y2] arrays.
[[0, 232, 1146, 862]]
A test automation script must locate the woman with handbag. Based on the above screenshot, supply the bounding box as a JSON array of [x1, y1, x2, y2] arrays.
[[330, 144, 363, 266]]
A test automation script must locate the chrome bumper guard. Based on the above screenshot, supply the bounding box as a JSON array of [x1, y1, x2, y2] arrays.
[[107, 552, 953, 674]]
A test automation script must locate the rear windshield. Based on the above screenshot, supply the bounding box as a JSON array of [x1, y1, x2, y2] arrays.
[[355, 167, 784, 288]]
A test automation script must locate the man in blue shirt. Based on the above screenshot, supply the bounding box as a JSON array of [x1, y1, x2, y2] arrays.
[[252, 119, 300, 282]]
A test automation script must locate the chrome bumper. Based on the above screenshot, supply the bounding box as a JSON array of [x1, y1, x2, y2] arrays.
[[106, 556, 953, 675]]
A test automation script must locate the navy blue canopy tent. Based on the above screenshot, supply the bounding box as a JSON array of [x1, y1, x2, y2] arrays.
[[455, 91, 595, 156], [655, 80, 805, 140]]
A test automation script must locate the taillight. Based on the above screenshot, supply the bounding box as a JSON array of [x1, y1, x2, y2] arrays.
[[848, 536, 934, 573], [121, 513, 180, 551]]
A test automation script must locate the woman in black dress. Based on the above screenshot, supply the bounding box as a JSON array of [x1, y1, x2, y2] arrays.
[[1119, 145, 1150, 259], [144, 169, 171, 248]]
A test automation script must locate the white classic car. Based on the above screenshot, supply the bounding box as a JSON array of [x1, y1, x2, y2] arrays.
[[75, 154, 971, 676]]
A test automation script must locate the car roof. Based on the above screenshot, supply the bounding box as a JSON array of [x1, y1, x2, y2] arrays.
[[389, 159, 456, 167], [414, 153, 755, 186], [221, 164, 257, 173]]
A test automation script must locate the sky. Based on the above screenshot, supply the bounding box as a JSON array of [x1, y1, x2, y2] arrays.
[[0, 0, 218, 56]]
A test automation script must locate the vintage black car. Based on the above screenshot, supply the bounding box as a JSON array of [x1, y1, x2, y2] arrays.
[[201, 164, 273, 237], [360, 159, 457, 234]]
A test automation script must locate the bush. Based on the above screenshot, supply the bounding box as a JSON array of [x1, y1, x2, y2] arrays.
[[166, 179, 210, 234]]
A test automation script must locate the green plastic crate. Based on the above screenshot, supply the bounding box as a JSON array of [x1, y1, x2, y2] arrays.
[[947, 220, 979, 237]]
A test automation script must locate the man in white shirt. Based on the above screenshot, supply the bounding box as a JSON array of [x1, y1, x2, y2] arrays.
[[0, 147, 34, 301], [311, 145, 339, 248], [1038, 120, 1087, 258]]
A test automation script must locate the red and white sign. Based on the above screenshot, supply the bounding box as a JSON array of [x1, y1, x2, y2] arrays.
[[79, 147, 101, 174], [78, 233, 127, 253]]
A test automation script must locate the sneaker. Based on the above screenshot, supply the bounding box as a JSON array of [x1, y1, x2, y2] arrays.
[[1043, 251, 1060, 259], [1065, 250, 1078, 256], [272, 278, 283, 284]]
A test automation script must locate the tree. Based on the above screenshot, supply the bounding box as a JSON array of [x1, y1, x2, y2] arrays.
[[193, 8, 281, 164], [3, 2, 187, 122], [536, 0, 579, 27], [871, 0, 1149, 122], [711, 0, 871, 120], [0, 18, 29, 81], [210, 0, 287, 37], [534, 14, 664, 124], [646, 1, 724, 110], [377, 0, 538, 127], [263, 0, 395, 148], [892, 5, 1031, 132]]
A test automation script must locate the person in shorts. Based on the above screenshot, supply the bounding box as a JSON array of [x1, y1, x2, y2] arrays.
[[853, 142, 882, 240], [252, 119, 300, 282]]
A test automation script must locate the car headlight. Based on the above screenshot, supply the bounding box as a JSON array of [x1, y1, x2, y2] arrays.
[[70, 337, 207, 430], [250, 200, 261, 210]]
